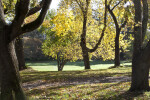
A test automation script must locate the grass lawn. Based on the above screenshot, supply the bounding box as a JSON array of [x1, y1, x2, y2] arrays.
[[26, 60, 131, 71], [21, 61, 150, 100]]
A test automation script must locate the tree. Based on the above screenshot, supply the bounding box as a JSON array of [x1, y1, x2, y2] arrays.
[[42, 9, 82, 71], [107, 0, 128, 67], [130, 0, 150, 91], [0, 0, 51, 99], [65, 0, 108, 69], [3, 0, 41, 71]]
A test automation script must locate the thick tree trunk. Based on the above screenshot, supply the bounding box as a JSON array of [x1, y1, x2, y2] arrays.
[[0, 0, 51, 99], [130, 0, 150, 91], [114, 30, 120, 67], [130, 51, 150, 91], [15, 36, 27, 70], [0, 39, 26, 100]]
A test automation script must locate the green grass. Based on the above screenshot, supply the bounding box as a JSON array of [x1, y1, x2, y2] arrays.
[[20, 66, 150, 100], [26, 60, 131, 71]]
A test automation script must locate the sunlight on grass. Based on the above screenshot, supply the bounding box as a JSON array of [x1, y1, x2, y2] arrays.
[[26, 60, 131, 71]]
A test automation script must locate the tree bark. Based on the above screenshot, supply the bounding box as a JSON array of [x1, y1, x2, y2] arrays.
[[130, 0, 149, 91], [0, 0, 52, 99], [15, 36, 27, 70], [114, 30, 120, 67], [81, 46, 90, 69], [0, 39, 26, 100], [130, 54, 150, 91], [80, 14, 91, 69], [107, 4, 127, 67]]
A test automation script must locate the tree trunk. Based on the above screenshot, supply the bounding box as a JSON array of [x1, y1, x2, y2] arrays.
[[15, 36, 27, 71], [81, 46, 90, 69], [114, 30, 120, 67], [0, 0, 51, 99], [58, 64, 64, 71], [80, 14, 91, 70], [0, 39, 26, 100], [130, 52, 150, 91], [130, 0, 150, 91], [57, 54, 67, 71], [57, 61, 66, 71]]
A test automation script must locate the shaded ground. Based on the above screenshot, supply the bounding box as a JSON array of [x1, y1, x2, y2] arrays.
[[23, 76, 131, 90], [21, 67, 150, 100]]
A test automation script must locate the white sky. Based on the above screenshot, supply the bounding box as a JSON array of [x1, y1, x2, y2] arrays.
[[50, 0, 61, 10]]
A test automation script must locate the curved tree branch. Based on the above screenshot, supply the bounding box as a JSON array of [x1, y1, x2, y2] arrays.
[[107, 5, 119, 31], [26, 0, 45, 17], [10, 0, 30, 41], [111, 0, 123, 11], [10, 0, 52, 41], [87, 0, 108, 53], [21, 0, 52, 34]]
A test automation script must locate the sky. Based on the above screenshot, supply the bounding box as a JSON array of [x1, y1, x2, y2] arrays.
[[50, 0, 61, 10]]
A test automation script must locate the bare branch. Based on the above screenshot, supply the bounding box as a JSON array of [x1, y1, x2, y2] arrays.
[[75, 0, 85, 13], [87, 0, 108, 53], [107, 5, 119, 29], [26, 0, 45, 17], [21, 0, 52, 34], [111, 0, 123, 11]]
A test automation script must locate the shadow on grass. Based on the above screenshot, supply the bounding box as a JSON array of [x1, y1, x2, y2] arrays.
[[21, 69, 131, 84], [26, 82, 142, 100], [100, 91, 144, 100]]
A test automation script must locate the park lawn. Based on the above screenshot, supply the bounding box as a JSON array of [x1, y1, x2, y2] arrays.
[[20, 65, 150, 100], [26, 60, 131, 71]]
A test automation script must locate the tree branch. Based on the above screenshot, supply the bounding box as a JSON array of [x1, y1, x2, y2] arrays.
[[75, 0, 85, 13], [87, 0, 107, 53], [21, 0, 52, 34], [26, 0, 45, 17], [10, 0, 30, 41], [107, 5, 119, 29], [111, 0, 123, 11]]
